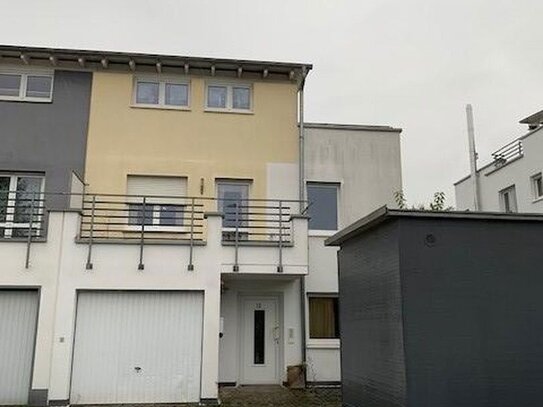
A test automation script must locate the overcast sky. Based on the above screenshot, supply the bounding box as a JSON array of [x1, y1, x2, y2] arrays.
[[2, 0, 543, 205]]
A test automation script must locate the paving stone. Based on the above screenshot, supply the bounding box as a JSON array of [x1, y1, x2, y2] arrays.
[[219, 385, 341, 407]]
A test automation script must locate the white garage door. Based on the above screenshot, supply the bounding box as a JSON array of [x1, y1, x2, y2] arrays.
[[70, 291, 203, 405], [0, 290, 39, 405]]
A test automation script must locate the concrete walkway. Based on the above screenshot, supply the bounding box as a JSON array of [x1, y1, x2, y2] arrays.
[[219, 385, 341, 407]]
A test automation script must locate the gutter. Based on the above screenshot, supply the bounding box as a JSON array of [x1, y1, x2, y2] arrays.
[[297, 67, 309, 383]]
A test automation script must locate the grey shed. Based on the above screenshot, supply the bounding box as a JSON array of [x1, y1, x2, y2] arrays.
[[326, 207, 543, 407]]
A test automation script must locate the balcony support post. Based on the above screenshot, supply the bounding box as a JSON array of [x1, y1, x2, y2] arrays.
[[85, 194, 95, 270], [24, 192, 36, 269], [277, 200, 284, 273], [138, 196, 146, 270], [188, 197, 195, 271], [233, 201, 239, 272]]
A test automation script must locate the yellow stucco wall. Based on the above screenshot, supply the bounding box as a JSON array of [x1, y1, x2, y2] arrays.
[[84, 72, 299, 201]]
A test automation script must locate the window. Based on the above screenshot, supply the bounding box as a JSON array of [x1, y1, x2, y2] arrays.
[[126, 176, 187, 229], [217, 180, 250, 241], [206, 83, 252, 112], [0, 174, 44, 238], [134, 77, 189, 108], [309, 296, 339, 339], [0, 71, 53, 102], [532, 173, 543, 200], [307, 183, 339, 231], [499, 185, 517, 213]]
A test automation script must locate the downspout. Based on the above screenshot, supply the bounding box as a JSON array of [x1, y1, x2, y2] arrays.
[[297, 67, 308, 384]]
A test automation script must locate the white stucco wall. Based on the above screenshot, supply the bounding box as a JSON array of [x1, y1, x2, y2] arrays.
[[455, 127, 543, 213], [303, 124, 403, 382], [0, 211, 309, 402]]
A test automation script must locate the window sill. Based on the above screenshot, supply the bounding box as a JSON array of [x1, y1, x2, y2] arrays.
[[204, 107, 254, 115], [532, 196, 543, 203], [309, 230, 338, 238], [0, 96, 52, 103], [307, 339, 340, 349], [130, 104, 191, 111]]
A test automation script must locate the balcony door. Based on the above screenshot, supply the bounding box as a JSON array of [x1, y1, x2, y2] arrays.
[[217, 180, 250, 240]]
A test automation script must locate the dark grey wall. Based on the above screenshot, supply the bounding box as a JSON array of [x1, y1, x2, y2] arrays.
[[338, 220, 406, 407], [0, 70, 92, 209], [399, 218, 543, 407]]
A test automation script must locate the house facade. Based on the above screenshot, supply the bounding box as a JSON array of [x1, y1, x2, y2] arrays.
[[455, 110, 543, 213], [0, 45, 402, 405]]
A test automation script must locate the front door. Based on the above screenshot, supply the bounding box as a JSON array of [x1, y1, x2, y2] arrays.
[[240, 297, 280, 384]]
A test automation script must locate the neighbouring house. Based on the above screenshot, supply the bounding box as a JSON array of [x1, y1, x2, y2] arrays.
[[0, 45, 402, 406], [326, 207, 543, 407], [455, 109, 543, 213]]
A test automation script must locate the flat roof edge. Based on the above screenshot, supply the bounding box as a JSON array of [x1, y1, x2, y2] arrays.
[[304, 122, 402, 133], [326, 206, 543, 246]]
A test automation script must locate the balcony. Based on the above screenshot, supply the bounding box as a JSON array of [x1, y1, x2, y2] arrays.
[[0, 191, 309, 275]]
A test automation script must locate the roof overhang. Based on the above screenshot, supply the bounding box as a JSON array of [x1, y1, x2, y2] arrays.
[[325, 206, 543, 246], [0, 44, 312, 83]]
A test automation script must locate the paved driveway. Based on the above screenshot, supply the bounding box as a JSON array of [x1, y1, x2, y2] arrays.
[[219, 385, 341, 407]]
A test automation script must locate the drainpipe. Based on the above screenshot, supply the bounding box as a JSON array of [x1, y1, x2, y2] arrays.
[[297, 67, 308, 384]]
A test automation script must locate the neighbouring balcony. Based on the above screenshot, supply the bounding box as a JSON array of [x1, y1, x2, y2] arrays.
[[0, 191, 309, 275]]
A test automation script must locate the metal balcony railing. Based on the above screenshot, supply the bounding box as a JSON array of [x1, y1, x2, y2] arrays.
[[0, 191, 305, 272], [492, 139, 523, 167]]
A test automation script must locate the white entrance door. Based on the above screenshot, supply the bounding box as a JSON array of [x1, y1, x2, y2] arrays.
[[240, 297, 280, 384], [0, 290, 39, 405], [70, 291, 203, 405]]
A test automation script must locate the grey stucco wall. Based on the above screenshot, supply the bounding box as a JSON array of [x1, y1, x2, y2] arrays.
[[399, 217, 543, 407], [0, 70, 92, 209], [338, 220, 406, 407]]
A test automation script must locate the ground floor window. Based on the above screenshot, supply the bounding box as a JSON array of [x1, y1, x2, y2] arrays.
[[0, 173, 44, 238], [308, 295, 339, 339]]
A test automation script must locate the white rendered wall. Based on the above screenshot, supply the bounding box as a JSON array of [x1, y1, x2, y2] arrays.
[[304, 125, 402, 382], [455, 127, 543, 213]]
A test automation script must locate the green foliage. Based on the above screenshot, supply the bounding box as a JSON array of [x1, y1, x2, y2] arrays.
[[394, 190, 454, 211]]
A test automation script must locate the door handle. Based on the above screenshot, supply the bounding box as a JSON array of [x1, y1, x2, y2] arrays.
[[273, 326, 280, 342]]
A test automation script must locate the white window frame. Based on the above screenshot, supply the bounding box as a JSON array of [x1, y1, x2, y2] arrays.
[[307, 293, 340, 348], [216, 179, 252, 238], [306, 181, 341, 236], [531, 173, 543, 201], [132, 75, 191, 110], [127, 203, 185, 232], [205, 82, 253, 113], [0, 67, 54, 103], [0, 174, 45, 238], [499, 185, 517, 213]]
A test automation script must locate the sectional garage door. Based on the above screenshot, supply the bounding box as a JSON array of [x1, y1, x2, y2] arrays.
[[0, 290, 39, 405], [70, 291, 203, 405]]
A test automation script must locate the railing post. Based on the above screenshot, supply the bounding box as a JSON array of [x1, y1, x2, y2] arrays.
[[277, 200, 284, 273], [85, 194, 95, 270], [138, 196, 146, 270], [233, 201, 239, 272], [24, 192, 36, 269], [187, 197, 195, 271]]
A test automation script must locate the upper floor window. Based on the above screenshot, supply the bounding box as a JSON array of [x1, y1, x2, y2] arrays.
[[0, 174, 44, 238], [126, 175, 187, 229], [0, 70, 53, 102], [307, 182, 339, 231], [531, 173, 543, 200], [134, 77, 189, 109], [206, 83, 252, 112], [499, 185, 517, 213]]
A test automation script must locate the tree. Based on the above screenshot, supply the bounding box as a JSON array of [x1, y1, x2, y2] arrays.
[[394, 190, 454, 211]]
